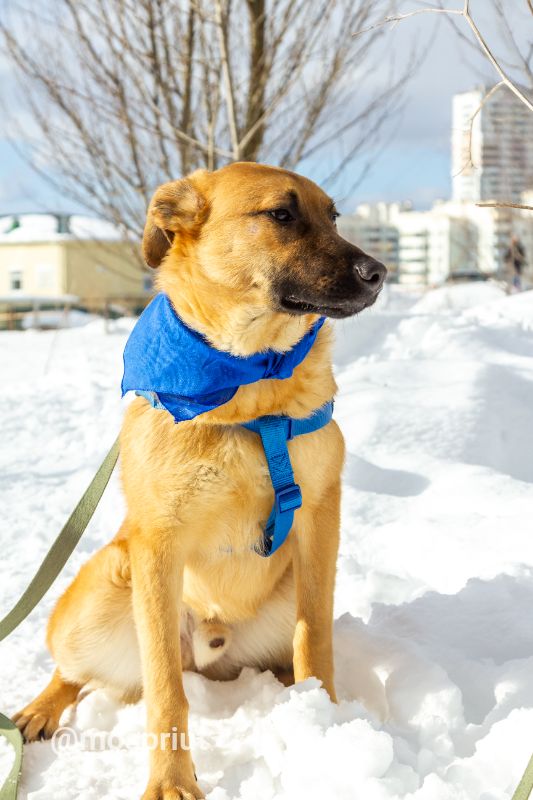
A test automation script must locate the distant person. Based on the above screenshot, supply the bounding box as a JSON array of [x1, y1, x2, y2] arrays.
[[504, 235, 526, 291]]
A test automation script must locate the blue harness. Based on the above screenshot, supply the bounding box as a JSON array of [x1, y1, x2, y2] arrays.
[[122, 293, 334, 557], [241, 404, 333, 555]]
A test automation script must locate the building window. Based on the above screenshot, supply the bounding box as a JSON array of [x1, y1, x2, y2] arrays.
[[9, 269, 23, 291]]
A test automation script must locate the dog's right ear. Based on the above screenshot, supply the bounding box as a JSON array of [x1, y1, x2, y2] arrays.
[[142, 175, 208, 268]]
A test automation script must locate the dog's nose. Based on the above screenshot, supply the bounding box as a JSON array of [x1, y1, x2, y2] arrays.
[[354, 258, 387, 293]]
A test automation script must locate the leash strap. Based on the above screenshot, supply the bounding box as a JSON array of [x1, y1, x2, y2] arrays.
[[513, 755, 533, 800], [0, 438, 119, 800], [0, 437, 120, 643], [0, 714, 22, 800], [242, 402, 333, 556]]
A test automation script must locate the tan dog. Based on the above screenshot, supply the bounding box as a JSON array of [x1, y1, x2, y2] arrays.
[[13, 162, 385, 800]]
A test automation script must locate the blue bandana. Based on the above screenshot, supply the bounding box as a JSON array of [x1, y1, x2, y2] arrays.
[[122, 292, 325, 423]]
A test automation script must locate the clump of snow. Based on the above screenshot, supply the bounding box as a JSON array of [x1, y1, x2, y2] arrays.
[[1, 283, 533, 798]]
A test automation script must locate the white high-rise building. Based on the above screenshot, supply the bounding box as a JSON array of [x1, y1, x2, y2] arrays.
[[452, 85, 533, 203]]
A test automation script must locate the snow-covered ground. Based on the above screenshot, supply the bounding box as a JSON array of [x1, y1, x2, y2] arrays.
[[1, 282, 533, 800]]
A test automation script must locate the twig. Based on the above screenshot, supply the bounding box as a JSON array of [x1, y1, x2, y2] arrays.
[[476, 202, 533, 211], [453, 81, 505, 176], [353, 7, 464, 38]]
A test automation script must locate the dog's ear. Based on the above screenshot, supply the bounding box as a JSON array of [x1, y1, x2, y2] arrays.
[[142, 175, 208, 268]]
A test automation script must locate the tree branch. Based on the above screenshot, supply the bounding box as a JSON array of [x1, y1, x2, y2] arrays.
[[453, 80, 506, 177], [354, 2, 533, 112]]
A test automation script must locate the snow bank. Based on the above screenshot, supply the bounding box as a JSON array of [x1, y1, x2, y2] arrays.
[[1, 285, 533, 798], [410, 282, 505, 314], [464, 289, 533, 330]]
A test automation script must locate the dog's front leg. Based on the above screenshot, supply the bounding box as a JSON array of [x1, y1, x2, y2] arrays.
[[129, 530, 203, 800], [292, 480, 341, 703]]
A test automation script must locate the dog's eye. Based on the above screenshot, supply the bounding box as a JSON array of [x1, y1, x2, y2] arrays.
[[331, 212, 339, 225], [268, 208, 294, 223]]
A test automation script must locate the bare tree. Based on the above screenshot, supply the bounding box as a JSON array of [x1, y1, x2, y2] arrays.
[[0, 0, 409, 246]]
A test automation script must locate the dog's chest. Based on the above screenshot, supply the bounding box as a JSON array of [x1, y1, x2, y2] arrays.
[[186, 423, 339, 556], [182, 423, 341, 621]]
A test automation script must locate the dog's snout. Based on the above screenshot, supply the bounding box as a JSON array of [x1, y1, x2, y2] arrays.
[[354, 258, 387, 293]]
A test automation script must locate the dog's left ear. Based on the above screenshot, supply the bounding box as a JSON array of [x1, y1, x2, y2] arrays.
[[142, 174, 208, 268]]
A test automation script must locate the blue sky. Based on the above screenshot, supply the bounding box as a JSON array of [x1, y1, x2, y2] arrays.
[[0, 1, 529, 216]]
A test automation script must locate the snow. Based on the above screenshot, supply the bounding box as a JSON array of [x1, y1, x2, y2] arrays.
[[1, 283, 533, 799], [0, 213, 122, 243], [68, 216, 124, 241], [410, 282, 506, 315]]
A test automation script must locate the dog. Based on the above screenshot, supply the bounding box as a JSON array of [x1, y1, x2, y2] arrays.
[[13, 162, 386, 800]]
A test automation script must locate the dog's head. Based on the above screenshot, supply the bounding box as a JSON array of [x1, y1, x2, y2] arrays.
[[143, 163, 386, 352]]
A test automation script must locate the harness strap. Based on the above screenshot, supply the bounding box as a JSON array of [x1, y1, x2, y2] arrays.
[[242, 401, 333, 556]]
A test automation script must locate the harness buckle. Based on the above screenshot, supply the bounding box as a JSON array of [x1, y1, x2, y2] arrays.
[[286, 417, 294, 441], [276, 484, 302, 515]]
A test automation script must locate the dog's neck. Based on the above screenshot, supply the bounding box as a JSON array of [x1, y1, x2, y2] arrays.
[[153, 249, 337, 424], [157, 258, 318, 357]]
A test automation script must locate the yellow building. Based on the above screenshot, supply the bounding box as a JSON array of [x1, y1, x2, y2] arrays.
[[0, 213, 150, 319]]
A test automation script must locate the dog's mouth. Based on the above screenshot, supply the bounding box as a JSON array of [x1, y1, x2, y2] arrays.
[[279, 293, 376, 319]]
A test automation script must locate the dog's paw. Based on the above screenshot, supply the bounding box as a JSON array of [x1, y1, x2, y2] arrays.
[[141, 779, 204, 800], [141, 757, 203, 800], [12, 704, 60, 742], [11, 669, 81, 742]]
